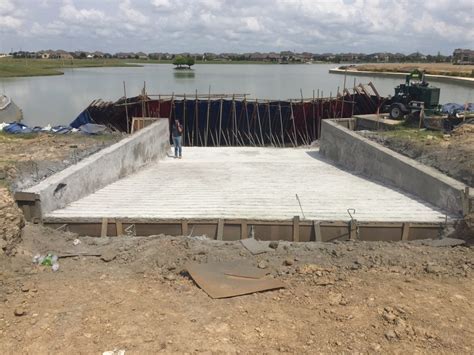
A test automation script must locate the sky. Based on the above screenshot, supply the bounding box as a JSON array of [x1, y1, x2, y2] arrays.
[[0, 0, 473, 55]]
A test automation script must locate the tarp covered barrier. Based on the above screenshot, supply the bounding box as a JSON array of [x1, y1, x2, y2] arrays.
[[68, 90, 383, 145]]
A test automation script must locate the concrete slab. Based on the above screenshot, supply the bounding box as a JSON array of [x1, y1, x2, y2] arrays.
[[46, 147, 448, 223]]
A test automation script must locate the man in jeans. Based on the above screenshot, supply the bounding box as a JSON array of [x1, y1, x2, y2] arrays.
[[172, 119, 183, 159]]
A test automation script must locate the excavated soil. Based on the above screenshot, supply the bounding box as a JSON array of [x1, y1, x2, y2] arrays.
[[0, 132, 122, 254], [0, 224, 472, 353], [362, 128, 474, 187]]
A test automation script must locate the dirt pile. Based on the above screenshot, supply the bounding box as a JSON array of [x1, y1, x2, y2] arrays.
[[0, 187, 24, 255], [363, 130, 474, 187], [0, 224, 472, 353]]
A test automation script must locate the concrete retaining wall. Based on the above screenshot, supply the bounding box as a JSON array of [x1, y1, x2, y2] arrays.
[[22, 118, 170, 216], [319, 119, 468, 216]]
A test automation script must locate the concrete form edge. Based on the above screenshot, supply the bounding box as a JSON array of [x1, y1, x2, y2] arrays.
[[18, 118, 170, 217]]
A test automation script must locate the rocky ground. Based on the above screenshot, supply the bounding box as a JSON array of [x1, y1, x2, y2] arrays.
[[0, 225, 473, 353]]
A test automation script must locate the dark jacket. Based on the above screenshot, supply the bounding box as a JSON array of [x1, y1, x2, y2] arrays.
[[172, 122, 182, 137]]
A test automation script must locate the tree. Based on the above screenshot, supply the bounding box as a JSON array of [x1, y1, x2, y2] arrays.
[[173, 55, 187, 68], [186, 56, 195, 68]]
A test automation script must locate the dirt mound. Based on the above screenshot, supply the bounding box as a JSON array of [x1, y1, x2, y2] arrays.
[[0, 188, 24, 255], [452, 123, 474, 136], [363, 130, 474, 187]]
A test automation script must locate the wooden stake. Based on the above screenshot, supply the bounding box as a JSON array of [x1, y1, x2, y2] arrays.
[[290, 100, 297, 146], [123, 81, 130, 134], [278, 102, 284, 147], [218, 98, 223, 146], [241, 221, 248, 239], [183, 93, 187, 146], [300, 89, 310, 145], [101, 218, 108, 238], [205, 87, 211, 146], [292, 216, 300, 242], [256, 100, 264, 146], [217, 219, 224, 240]]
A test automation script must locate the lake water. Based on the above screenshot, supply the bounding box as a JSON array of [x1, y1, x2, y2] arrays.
[[1, 63, 473, 127]]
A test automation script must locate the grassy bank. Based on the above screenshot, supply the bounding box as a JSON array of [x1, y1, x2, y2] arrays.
[[355, 63, 474, 78], [0, 58, 311, 77], [0, 58, 142, 78]]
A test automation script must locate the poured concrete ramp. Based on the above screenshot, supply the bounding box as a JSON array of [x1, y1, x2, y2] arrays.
[[46, 147, 447, 223]]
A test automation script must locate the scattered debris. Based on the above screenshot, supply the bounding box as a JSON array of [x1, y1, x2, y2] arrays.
[[100, 250, 118, 262], [73, 239, 81, 246], [186, 261, 285, 299], [240, 238, 274, 255], [283, 258, 294, 266], [102, 350, 125, 355], [14, 307, 26, 317], [268, 241, 279, 249]]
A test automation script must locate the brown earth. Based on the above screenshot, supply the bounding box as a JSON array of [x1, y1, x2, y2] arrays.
[[355, 63, 474, 78], [0, 224, 472, 354], [0, 132, 121, 254], [361, 128, 474, 188]]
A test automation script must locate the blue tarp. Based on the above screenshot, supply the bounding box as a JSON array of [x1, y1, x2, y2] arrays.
[[70, 109, 93, 128], [2, 122, 32, 134], [441, 103, 474, 115]]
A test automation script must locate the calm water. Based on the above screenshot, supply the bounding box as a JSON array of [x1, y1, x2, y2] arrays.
[[1, 63, 473, 126]]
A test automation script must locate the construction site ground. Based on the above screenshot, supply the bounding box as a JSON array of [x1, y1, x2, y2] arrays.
[[0, 130, 473, 353], [361, 125, 474, 188], [0, 224, 473, 353]]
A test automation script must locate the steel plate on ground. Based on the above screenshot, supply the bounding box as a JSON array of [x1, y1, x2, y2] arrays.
[[185, 261, 285, 299]]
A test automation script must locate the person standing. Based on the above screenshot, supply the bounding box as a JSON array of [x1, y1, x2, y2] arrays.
[[172, 119, 183, 159]]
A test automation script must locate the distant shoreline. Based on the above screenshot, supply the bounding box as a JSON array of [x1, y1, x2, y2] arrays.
[[0, 58, 329, 78], [329, 67, 474, 88]]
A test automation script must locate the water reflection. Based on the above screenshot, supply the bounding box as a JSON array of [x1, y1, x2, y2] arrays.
[[173, 70, 195, 79]]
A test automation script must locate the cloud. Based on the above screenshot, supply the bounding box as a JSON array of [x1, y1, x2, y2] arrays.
[[59, 0, 108, 24], [119, 0, 149, 26], [0, 1, 23, 31], [0, 0, 472, 53]]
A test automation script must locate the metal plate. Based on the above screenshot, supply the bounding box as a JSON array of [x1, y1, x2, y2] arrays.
[[186, 261, 285, 299]]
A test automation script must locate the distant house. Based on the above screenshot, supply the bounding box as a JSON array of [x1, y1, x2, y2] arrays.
[[115, 52, 135, 59], [49, 50, 73, 60], [136, 52, 148, 59], [453, 49, 474, 65]]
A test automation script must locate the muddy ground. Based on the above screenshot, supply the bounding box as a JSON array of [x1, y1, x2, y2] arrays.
[[0, 224, 472, 354]]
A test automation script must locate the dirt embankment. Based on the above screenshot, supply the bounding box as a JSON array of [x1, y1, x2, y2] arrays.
[[355, 63, 474, 78], [361, 128, 474, 188], [0, 133, 122, 254], [0, 224, 472, 353]]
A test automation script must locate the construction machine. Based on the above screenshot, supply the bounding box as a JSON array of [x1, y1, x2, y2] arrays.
[[384, 69, 440, 119]]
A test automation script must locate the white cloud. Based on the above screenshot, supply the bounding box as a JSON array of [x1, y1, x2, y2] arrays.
[[0, 0, 15, 14], [0, 15, 22, 30], [59, 0, 108, 24], [1, 0, 472, 53], [119, 0, 149, 25]]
